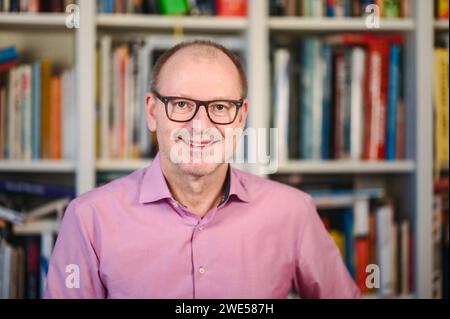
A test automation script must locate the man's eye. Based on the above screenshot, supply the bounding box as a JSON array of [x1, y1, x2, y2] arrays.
[[176, 101, 187, 108], [215, 104, 225, 111]]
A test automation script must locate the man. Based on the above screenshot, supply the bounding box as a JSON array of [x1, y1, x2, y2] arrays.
[[45, 40, 360, 299]]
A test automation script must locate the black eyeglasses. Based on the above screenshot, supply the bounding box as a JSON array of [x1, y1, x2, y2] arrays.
[[153, 90, 244, 125]]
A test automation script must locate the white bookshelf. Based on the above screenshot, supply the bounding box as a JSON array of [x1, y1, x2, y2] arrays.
[[0, 0, 440, 298], [434, 19, 450, 31], [269, 17, 415, 31], [0, 13, 70, 28], [97, 14, 247, 31], [0, 160, 75, 173], [277, 160, 416, 174]]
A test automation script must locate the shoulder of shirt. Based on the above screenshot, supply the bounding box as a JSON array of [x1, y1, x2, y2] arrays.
[[232, 167, 316, 211], [67, 167, 146, 216]]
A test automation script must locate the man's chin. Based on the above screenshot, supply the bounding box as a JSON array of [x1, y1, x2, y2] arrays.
[[176, 160, 223, 177]]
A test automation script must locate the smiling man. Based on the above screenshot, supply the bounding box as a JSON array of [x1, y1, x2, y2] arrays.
[[45, 40, 360, 299]]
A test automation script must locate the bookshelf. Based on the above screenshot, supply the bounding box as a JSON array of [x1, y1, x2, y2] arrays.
[[269, 17, 415, 31], [97, 13, 247, 31], [0, 0, 444, 299], [0, 13, 70, 28]]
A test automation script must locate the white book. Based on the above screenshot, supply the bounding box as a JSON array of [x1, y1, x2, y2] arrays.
[[101, 36, 112, 160], [7, 68, 17, 160], [311, 0, 324, 17], [22, 65, 33, 161], [126, 55, 134, 159], [112, 47, 121, 159], [40, 232, 54, 298], [350, 47, 366, 160], [376, 203, 395, 297], [354, 197, 369, 237], [273, 49, 290, 163]]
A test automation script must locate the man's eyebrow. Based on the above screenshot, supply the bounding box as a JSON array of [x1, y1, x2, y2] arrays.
[[167, 93, 242, 101]]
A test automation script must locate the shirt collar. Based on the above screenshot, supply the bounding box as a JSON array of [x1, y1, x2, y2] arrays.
[[139, 152, 250, 205]]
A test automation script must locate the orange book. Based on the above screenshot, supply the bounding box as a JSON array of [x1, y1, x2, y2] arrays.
[[216, 0, 247, 16], [49, 76, 61, 159], [40, 60, 52, 159]]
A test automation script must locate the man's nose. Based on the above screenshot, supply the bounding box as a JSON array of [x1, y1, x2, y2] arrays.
[[191, 104, 212, 127]]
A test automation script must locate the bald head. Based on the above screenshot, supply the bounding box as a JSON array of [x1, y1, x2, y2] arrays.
[[150, 40, 248, 98]]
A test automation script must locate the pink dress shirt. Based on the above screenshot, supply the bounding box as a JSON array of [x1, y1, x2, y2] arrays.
[[44, 153, 360, 299]]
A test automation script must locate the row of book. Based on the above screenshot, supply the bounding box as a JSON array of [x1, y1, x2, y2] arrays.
[[96, 0, 247, 16], [0, 0, 74, 12], [96, 37, 156, 160], [0, 179, 73, 299], [0, 46, 76, 161], [271, 175, 414, 297], [273, 34, 405, 161], [433, 36, 449, 176], [270, 0, 411, 18]]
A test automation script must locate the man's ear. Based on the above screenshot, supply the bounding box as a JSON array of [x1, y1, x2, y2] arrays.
[[237, 99, 249, 127], [146, 93, 157, 132]]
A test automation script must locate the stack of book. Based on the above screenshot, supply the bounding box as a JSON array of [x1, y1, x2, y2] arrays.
[[0, 46, 76, 161], [271, 175, 413, 298], [270, 0, 411, 18], [96, 0, 247, 16], [0, 180, 74, 299], [0, 0, 74, 12], [273, 34, 405, 161]]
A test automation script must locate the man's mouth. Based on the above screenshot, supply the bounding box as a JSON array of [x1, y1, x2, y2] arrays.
[[177, 136, 219, 149]]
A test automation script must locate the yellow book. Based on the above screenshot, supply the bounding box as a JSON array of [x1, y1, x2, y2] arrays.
[[433, 48, 450, 175], [329, 229, 345, 259]]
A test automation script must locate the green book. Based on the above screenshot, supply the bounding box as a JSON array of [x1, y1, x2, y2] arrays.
[[159, 0, 190, 15], [384, 0, 400, 18]]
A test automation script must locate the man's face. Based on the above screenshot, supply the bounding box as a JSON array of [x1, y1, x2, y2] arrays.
[[145, 47, 249, 177]]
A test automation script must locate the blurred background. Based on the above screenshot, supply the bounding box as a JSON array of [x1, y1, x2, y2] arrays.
[[0, 0, 448, 299]]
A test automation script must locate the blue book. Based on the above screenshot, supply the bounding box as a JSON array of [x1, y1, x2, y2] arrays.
[[103, 0, 114, 13], [321, 44, 332, 159], [32, 62, 41, 160], [343, 209, 355, 278], [386, 45, 400, 160], [299, 38, 314, 159], [0, 46, 17, 64], [326, 0, 336, 17], [0, 180, 75, 198]]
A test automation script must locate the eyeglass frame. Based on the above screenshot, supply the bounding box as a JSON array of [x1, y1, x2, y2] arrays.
[[152, 90, 245, 125]]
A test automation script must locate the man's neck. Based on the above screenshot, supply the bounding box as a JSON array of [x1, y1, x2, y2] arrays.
[[160, 158, 229, 218]]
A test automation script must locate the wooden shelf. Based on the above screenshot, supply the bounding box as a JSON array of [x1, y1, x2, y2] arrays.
[[269, 17, 415, 32], [96, 14, 247, 32], [96, 159, 153, 172], [434, 20, 449, 31], [0, 13, 72, 28], [276, 160, 416, 174], [0, 160, 75, 173]]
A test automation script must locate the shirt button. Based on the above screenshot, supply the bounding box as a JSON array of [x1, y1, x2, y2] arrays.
[[172, 201, 178, 208], [198, 267, 205, 274], [198, 226, 204, 231]]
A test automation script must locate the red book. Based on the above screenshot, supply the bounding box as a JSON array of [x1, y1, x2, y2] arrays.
[[363, 41, 390, 160], [0, 60, 18, 73], [216, 0, 247, 16], [355, 238, 369, 294]]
